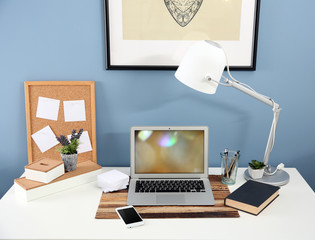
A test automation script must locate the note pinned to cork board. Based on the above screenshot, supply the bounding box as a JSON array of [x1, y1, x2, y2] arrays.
[[24, 81, 97, 164]]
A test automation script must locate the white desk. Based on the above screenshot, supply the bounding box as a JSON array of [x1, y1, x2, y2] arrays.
[[0, 168, 314, 240]]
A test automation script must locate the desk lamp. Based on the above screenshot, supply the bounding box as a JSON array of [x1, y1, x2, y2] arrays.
[[175, 40, 289, 186]]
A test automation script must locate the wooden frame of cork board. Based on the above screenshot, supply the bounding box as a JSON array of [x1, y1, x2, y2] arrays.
[[24, 81, 97, 164]]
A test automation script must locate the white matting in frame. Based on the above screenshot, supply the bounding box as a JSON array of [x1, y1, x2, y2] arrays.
[[105, 0, 260, 70]]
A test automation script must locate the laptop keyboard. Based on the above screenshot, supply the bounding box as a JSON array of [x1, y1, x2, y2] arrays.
[[135, 179, 205, 193]]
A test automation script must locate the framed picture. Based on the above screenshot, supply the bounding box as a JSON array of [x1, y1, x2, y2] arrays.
[[104, 0, 260, 70]]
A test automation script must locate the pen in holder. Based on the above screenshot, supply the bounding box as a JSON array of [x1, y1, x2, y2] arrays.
[[221, 149, 240, 185]]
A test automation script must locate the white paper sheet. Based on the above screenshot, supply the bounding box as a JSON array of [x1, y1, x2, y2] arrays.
[[63, 100, 86, 122], [31, 126, 59, 153], [36, 97, 60, 121], [67, 131, 92, 154]]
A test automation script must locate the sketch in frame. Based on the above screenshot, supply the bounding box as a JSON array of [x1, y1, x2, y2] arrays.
[[105, 0, 260, 70], [164, 0, 203, 27]]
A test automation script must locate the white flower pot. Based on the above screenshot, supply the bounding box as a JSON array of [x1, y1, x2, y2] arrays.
[[248, 166, 264, 179]]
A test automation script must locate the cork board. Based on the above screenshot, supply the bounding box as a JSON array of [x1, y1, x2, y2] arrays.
[[24, 81, 97, 164]]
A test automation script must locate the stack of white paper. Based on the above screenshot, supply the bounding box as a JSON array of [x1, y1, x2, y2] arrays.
[[97, 170, 129, 193]]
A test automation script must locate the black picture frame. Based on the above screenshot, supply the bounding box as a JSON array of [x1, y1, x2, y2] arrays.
[[104, 0, 260, 71]]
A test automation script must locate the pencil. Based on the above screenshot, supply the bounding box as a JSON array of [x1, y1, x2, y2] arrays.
[[224, 148, 229, 178]]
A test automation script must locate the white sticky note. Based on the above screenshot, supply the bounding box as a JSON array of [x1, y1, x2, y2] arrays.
[[36, 97, 60, 121], [63, 100, 86, 122], [31, 126, 59, 153], [68, 131, 92, 154]]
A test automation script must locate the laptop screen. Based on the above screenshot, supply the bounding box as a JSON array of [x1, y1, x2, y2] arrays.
[[134, 130, 204, 174]]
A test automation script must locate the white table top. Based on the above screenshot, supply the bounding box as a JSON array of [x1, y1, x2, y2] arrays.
[[0, 167, 314, 240]]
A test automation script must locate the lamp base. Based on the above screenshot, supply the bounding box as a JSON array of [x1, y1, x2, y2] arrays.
[[243, 166, 290, 186]]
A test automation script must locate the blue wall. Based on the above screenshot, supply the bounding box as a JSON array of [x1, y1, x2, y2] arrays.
[[0, 0, 314, 198]]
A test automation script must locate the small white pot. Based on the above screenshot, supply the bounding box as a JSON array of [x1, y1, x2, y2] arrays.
[[248, 166, 264, 179]]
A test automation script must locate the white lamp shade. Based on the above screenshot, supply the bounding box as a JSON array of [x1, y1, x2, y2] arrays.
[[175, 40, 226, 94]]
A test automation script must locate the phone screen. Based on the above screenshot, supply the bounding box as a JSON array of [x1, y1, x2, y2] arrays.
[[117, 207, 142, 224]]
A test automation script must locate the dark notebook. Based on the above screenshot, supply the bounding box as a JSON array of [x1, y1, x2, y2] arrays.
[[224, 180, 280, 215]]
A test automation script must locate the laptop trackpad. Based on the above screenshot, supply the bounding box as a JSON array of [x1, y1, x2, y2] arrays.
[[156, 195, 185, 204]]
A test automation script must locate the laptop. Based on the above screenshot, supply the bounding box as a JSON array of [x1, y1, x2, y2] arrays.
[[127, 126, 215, 206]]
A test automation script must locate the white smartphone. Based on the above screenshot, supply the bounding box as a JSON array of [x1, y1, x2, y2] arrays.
[[115, 206, 144, 228]]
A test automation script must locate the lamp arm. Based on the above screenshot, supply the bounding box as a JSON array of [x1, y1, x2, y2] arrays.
[[225, 79, 279, 109], [224, 79, 281, 166], [263, 108, 280, 166]]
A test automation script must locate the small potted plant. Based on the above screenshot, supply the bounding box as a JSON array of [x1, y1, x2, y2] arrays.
[[248, 160, 265, 179], [56, 129, 83, 172]]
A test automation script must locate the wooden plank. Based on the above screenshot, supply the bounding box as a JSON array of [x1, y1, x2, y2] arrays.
[[25, 158, 63, 172], [89, 82, 97, 163], [95, 175, 239, 219], [24, 82, 33, 164]]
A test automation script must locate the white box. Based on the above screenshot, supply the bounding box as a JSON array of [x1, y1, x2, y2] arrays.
[[15, 161, 103, 201], [25, 159, 65, 183]]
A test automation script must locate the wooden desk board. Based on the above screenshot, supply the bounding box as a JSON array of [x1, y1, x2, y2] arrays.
[[95, 175, 239, 219]]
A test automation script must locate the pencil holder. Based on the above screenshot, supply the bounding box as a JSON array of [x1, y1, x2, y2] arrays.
[[220, 150, 240, 185]]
